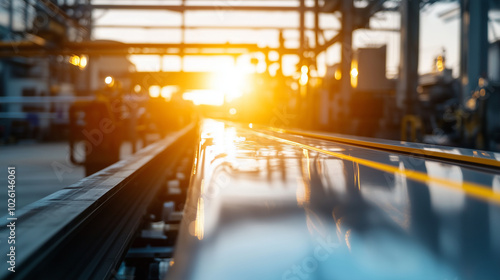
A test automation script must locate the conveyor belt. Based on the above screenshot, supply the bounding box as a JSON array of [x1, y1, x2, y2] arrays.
[[166, 119, 500, 280]]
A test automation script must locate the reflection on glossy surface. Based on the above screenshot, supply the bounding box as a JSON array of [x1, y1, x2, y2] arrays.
[[195, 197, 204, 240], [166, 119, 500, 280]]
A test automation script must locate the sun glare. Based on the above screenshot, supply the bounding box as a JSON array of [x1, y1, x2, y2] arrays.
[[183, 90, 225, 106], [212, 66, 248, 102]]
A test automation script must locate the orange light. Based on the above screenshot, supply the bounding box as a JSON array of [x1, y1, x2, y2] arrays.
[[149, 85, 161, 98], [436, 56, 445, 72], [104, 76, 114, 86], [350, 60, 358, 88], [350, 68, 358, 78], [79, 56, 88, 69], [134, 84, 141, 93], [299, 65, 309, 86], [301, 65, 309, 74], [335, 69, 342, 80], [69, 55, 80, 67], [161, 86, 179, 100]]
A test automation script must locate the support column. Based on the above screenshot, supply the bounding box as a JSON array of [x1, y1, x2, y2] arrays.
[[8, 0, 14, 39], [314, 0, 320, 60], [85, 0, 93, 94], [460, 0, 489, 102], [299, 0, 306, 64], [396, 0, 420, 115], [180, 0, 186, 72], [340, 0, 354, 116]]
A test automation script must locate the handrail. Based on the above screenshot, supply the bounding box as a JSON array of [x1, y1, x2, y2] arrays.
[[0, 123, 196, 280]]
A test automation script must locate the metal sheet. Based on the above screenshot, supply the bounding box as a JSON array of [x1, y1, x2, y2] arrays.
[[166, 119, 500, 280]]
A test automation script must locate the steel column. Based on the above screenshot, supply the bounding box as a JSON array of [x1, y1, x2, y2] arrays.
[[314, 0, 320, 62], [340, 0, 354, 116], [460, 0, 489, 102], [299, 0, 306, 63], [397, 0, 420, 114], [8, 0, 14, 39]]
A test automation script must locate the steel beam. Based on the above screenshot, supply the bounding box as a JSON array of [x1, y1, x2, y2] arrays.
[[70, 4, 320, 12], [315, 0, 388, 55], [364, 0, 388, 22], [34, 0, 89, 35], [316, 33, 342, 54], [323, 0, 342, 13], [0, 42, 299, 57], [93, 24, 341, 31], [64, 42, 261, 50]]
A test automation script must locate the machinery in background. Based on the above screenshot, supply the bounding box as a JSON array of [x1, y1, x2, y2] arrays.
[[417, 53, 461, 145], [69, 77, 128, 176], [347, 46, 397, 138], [416, 47, 500, 152], [280, 43, 500, 152], [0, 0, 90, 143], [68, 76, 197, 176], [303, 45, 399, 139]]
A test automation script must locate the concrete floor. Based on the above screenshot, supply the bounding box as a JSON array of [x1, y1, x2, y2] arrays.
[[0, 142, 85, 209], [0, 141, 136, 209]]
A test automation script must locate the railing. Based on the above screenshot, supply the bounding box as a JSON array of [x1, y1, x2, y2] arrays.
[[0, 123, 197, 280]]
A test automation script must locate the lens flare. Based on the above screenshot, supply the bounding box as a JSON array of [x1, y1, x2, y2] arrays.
[[212, 66, 248, 102]]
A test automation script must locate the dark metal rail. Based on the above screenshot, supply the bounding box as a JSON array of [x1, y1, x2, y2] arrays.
[[0, 123, 197, 280]]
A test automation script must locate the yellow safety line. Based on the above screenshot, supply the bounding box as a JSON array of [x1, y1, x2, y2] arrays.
[[253, 131, 500, 205], [265, 127, 500, 169]]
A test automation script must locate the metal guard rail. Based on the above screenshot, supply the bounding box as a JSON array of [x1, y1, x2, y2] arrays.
[[0, 123, 197, 280]]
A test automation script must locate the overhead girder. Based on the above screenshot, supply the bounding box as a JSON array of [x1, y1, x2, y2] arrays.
[[0, 42, 299, 57], [315, 0, 389, 55]]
